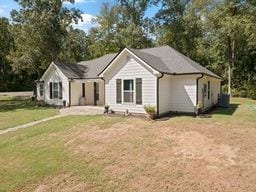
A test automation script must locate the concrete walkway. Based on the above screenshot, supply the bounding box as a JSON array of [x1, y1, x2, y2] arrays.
[[0, 115, 63, 135], [59, 106, 104, 115], [0, 106, 104, 135]]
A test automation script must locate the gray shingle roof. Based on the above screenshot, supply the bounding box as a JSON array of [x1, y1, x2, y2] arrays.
[[78, 53, 117, 79], [129, 46, 221, 78], [54, 45, 220, 79], [54, 61, 89, 79]]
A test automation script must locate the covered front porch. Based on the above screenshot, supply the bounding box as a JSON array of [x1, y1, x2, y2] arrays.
[[70, 79, 104, 106]]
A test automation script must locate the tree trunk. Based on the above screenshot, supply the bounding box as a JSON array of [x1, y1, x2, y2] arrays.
[[228, 37, 232, 95], [227, 36, 235, 96]]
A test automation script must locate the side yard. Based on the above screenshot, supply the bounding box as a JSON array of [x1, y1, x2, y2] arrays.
[[0, 96, 59, 130], [0, 98, 256, 191]]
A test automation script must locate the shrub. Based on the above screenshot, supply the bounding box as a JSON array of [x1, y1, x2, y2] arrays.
[[144, 105, 156, 119], [144, 105, 156, 113]]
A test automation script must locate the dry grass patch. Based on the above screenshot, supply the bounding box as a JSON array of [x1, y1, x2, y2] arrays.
[[1, 98, 256, 191], [174, 131, 238, 167], [60, 111, 256, 191], [23, 173, 94, 192]]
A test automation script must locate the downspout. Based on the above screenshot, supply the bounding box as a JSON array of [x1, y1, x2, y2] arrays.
[[100, 77, 105, 106], [196, 74, 204, 106], [156, 73, 164, 117], [69, 79, 72, 107]]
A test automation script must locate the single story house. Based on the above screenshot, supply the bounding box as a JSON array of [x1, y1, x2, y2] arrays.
[[36, 45, 221, 116]]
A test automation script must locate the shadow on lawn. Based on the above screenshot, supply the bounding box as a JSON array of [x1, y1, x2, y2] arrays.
[[0, 99, 52, 112], [156, 104, 240, 121], [210, 104, 239, 116]]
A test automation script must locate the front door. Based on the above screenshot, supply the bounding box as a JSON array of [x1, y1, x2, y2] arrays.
[[93, 82, 99, 106]]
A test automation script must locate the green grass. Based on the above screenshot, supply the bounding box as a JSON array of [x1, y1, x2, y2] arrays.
[[209, 97, 256, 123], [0, 115, 120, 191], [0, 97, 255, 191], [0, 99, 59, 130]]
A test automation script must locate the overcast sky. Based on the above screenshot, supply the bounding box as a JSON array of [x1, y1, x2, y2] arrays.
[[0, 0, 159, 33]]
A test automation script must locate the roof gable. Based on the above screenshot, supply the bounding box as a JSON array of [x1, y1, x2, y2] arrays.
[[99, 46, 221, 79], [99, 48, 161, 77], [41, 45, 221, 80], [40, 62, 66, 81]]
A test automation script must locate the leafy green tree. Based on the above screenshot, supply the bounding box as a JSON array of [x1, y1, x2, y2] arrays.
[[87, 0, 154, 58], [58, 27, 90, 63], [117, 0, 153, 48], [0, 18, 14, 91], [87, 3, 121, 58], [203, 0, 256, 96], [9, 0, 82, 77], [154, 0, 203, 60], [155, 0, 256, 98]]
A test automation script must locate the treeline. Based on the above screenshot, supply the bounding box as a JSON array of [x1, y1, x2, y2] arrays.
[[0, 0, 255, 99]]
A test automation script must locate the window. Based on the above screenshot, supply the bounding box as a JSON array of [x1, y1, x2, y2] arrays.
[[50, 82, 62, 99], [39, 83, 44, 96], [123, 79, 134, 103], [116, 79, 122, 103], [59, 82, 62, 99], [208, 81, 210, 100], [53, 82, 59, 99], [136, 78, 142, 105]]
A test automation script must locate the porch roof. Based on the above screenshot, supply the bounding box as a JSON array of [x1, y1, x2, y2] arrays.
[[54, 53, 117, 79]]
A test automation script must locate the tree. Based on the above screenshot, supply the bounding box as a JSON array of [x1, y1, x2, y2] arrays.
[[58, 27, 90, 63], [203, 0, 256, 96], [154, 0, 203, 60], [154, 0, 256, 98], [87, 0, 154, 58], [8, 0, 82, 78], [0, 18, 14, 91], [117, 0, 153, 48], [87, 3, 121, 58]]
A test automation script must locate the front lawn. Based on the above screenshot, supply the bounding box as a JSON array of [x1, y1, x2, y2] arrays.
[[0, 97, 256, 191], [0, 99, 59, 130]]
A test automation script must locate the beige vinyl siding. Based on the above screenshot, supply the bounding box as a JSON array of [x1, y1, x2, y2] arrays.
[[70, 81, 81, 106], [159, 74, 199, 114], [105, 55, 157, 114], [198, 75, 221, 110], [39, 64, 69, 106], [70, 80, 104, 106], [84, 80, 104, 106]]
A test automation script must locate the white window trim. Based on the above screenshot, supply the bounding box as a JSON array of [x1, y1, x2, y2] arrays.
[[122, 79, 135, 104]]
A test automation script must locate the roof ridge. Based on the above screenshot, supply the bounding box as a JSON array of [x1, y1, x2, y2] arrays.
[[78, 52, 117, 63], [137, 45, 169, 51]]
